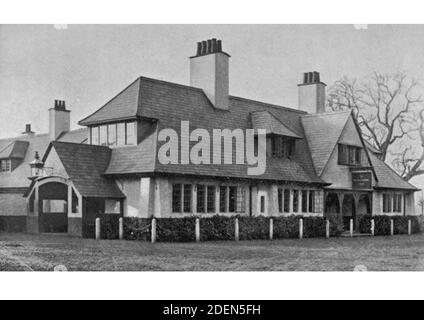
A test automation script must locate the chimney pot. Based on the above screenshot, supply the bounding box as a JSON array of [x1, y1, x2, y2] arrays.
[[202, 41, 208, 55], [216, 40, 222, 52], [212, 38, 217, 52], [207, 39, 212, 53], [197, 42, 202, 56]]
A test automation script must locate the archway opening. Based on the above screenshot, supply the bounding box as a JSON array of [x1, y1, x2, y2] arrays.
[[357, 194, 371, 216], [38, 182, 68, 233]]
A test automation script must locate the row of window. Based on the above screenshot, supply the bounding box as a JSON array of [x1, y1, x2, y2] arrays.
[[277, 189, 315, 214], [0, 159, 11, 173], [383, 193, 403, 213], [90, 121, 136, 147], [271, 136, 295, 159], [338, 144, 362, 166], [172, 184, 246, 214]]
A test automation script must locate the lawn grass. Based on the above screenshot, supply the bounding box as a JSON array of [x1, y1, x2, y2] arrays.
[[0, 232, 424, 271]]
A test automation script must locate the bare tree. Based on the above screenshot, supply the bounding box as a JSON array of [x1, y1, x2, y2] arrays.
[[327, 72, 424, 181]]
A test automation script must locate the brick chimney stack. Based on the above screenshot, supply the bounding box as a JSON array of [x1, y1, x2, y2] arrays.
[[190, 38, 230, 111], [298, 71, 327, 114], [49, 99, 70, 141], [22, 124, 35, 135]]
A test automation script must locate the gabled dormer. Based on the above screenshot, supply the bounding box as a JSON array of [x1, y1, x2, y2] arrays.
[[0, 140, 29, 173], [251, 111, 302, 159]]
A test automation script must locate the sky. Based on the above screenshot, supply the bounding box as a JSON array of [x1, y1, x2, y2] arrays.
[[1, 24, 424, 191]]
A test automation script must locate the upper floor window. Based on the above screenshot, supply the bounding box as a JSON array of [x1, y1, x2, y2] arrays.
[[338, 144, 362, 166], [0, 159, 11, 173], [90, 121, 136, 147], [271, 136, 295, 159]]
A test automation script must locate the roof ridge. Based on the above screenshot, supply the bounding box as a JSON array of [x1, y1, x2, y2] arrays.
[[52, 141, 110, 150], [138, 76, 204, 93], [301, 110, 351, 118], [230, 95, 306, 114]]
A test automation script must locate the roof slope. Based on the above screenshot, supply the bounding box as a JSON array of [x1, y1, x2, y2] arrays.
[[368, 152, 418, 190], [79, 78, 141, 125], [0, 128, 88, 188], [0, 141, 29, 159], [95, 76, 323, 184], [301, 111, 351, 176], [251, 111, 301, 138], [50, 142, 124, 198]]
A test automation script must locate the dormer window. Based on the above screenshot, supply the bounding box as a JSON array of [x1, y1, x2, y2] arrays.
[[0, 159, 11, 172], [271, 136, 295, 159], [338, 144, 362, 166], [90, 121, 136, 147]]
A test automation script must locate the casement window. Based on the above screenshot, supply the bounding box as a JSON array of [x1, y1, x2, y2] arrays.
[[260, 196, 265, 213], [308, 191, 315, 213], [172, 184, 192, 213], [271, 136, 295, 158], [90, 121, 137, 147], [0, 159, 11, 172], [197, 185, 215, 213], [301, 190, 308, 213], [108, 124, 117, 146], [207, 186, 216, 213], [105, 200, 121, 214], [228, 186, 237, 212], [219, 186, 245, 213], [99, 125, 108, 146], [183, 184, 192, 213], [125, 122, 136, 145], [278, 189, 283, 213], [383, 193, 392, 213], [292, 190, 299, 212], [338, 144, 362, 166], [283, 189, 290, 213], [90, 126, 99, 145], [393, 194, 402, 213]]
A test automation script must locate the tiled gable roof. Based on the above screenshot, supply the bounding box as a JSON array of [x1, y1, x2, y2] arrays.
[[368, 152, 418, 190], [50, 142, 124, 198], [94, 76, 323, 184], [301, 111, 351, 176], [251, 111, 302, 138], [0, 128, 88, 188]]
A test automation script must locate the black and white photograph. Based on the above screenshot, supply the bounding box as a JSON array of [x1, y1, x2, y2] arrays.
[[1, 0, 424, 302]]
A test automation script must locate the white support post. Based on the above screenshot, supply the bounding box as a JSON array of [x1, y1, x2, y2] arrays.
[[326, 219, 330, 239], [299, 218, 303, 239], [408, 219, 412, 235], [235, 218, 239, 241], [195, 218, 200, 242], [119, 217, 124, 240], [371, 219, 375, 236], [350, 219, 354, 237], [390, 219, 394, 236], [269, 218, 273, 240], [95, 218, 101, 240], [151, 218, 157, 243]]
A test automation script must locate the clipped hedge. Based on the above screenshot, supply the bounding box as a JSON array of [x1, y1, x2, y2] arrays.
[[156, 217, 196, 242], [124, 217, 151, 241], [273, 216, 299, 239], [100, 214, 121, 239], [200, 215, 235, 241], [303, 217, 326, 238], [358, 215, 421, 235], [238, 216, 269, 240]]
